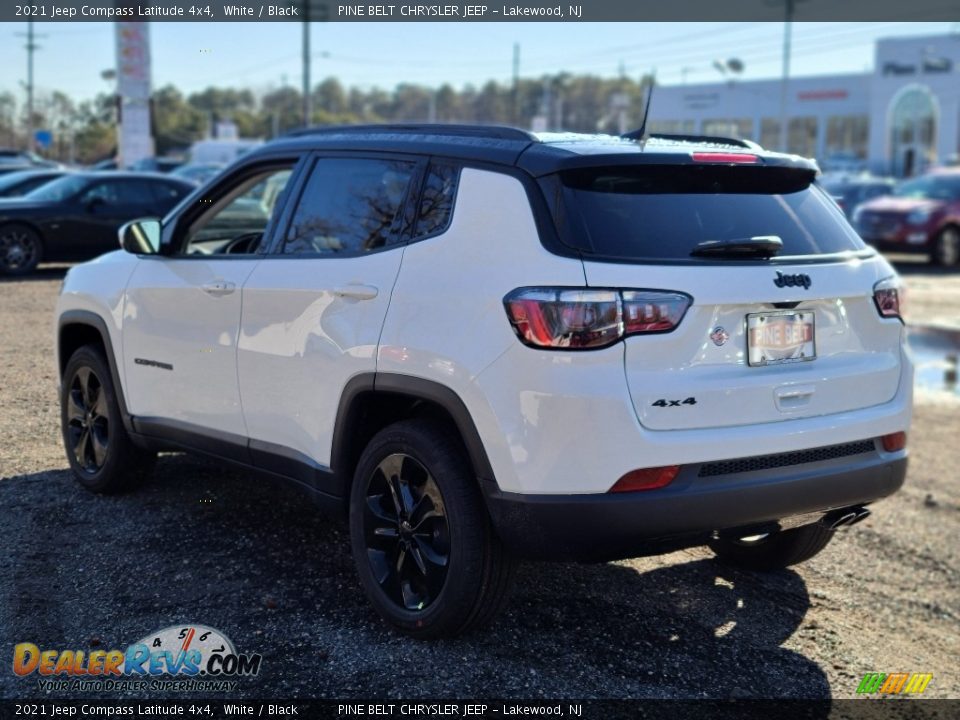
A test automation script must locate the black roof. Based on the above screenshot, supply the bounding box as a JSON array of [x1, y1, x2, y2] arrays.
[[266, 123, 818, 176]]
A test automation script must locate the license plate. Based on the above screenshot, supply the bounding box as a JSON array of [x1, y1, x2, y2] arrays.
[[747, 311, 816, 367]]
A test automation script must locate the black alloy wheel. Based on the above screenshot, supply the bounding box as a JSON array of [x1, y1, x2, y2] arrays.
[[66, 366, 110, 473], [361, 452, 450, 611], [0, 224, 42, 275], [349, 419, 516, 638], [61, 345, 155, 493]]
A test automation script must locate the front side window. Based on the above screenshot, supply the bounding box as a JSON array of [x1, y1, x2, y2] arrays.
[[282, 158, 416, 256], [183, 166, 293, 255]]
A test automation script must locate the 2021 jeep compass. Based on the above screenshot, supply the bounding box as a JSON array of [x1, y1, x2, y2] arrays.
[[55, 125, 912, 637]]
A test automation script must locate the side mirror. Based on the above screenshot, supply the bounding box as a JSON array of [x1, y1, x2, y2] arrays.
[[119, 217, 161, 255]]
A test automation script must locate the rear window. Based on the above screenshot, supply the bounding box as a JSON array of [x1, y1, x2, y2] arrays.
[[545, 165, 866, 261]]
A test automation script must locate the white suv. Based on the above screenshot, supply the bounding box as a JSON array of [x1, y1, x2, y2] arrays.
[[55, 125, 912, 637]]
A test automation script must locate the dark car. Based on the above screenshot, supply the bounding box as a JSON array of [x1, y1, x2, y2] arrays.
[[0, 169, 70, 199], [854, 169, 960, 266], [819, 175, 895, 220], [0, 172, 194, 275], [169, 163, 225, 186], [130, 156, 183, 174]]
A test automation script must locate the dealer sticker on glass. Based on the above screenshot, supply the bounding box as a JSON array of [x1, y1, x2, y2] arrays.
[[747, 310, 816, 367]]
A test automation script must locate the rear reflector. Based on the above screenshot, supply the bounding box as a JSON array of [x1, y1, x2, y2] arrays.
[[692, 152, 759, 164], [609, 466, 681, 493], [881, 432, 907, 452]]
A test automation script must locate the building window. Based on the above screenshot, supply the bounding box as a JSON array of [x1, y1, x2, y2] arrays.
[[648, 120, 695, 135], [890, 86, 937, 177], [825, 115, 868, 160], [702, 118, 753, 140], [760, 118, 781, 150], [788, 117, 818, 158]]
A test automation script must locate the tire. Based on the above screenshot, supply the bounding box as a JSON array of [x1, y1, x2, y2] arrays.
[[61, 345, 154, 494], [931, 226, 960, 267], [0, 223, 42, 276], [709, 522, 836, 571], [349, 418, 516, 638]]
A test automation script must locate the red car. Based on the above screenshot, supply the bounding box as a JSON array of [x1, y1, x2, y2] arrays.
[[853, 168, 960, 266]]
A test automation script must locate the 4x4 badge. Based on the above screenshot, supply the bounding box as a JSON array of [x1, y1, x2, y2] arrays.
[[774, 271, 812, 289]]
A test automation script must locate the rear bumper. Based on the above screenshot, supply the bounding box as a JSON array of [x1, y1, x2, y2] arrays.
[[483, 442, 907, 561]]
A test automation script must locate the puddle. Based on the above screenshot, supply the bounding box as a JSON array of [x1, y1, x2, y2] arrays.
[[907, 326, 960, 398]]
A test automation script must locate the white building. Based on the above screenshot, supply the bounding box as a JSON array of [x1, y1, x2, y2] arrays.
[[646, 33, 960, 177]]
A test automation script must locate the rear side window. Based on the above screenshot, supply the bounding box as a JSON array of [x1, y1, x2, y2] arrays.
[[282, 158, 416, 256], [413, 164, 458, 239], [546, 166, 866, 261]]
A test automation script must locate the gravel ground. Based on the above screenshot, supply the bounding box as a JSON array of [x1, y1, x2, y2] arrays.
[[0, 263, 957, 701]]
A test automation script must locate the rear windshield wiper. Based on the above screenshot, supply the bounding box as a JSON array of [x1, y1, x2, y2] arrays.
[[690, 235, 783, 258]]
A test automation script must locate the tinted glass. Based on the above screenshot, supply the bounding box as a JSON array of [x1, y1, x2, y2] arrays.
[[151, 181, 189, 207], [549, 166, 866, 261], [893, 175, 960, 201], [25, 174, 90, 202], [414, 164, 458, 238], [283, 158, 415, 255]]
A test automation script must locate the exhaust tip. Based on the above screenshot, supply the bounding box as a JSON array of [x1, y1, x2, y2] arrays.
[[823, 506, 871, 530]]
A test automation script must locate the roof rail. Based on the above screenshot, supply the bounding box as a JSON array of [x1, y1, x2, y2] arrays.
[[283, 123, 537, 142], [646, 132, 754, 149]]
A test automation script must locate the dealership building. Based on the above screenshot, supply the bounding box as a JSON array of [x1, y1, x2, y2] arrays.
[[647, 33, 960, 176]]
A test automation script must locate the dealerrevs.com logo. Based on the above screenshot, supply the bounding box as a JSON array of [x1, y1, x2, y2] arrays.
[[13, 624, 261, 692]]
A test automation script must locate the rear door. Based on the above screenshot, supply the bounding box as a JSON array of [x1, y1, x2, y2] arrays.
[[548, 163, 904, 431], [237, 153, 422, 478]]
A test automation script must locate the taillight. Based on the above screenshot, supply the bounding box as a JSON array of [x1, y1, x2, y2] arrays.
[[873, 277, 903, 321], [503, 288, 691, 350], [610, 466, 681, 493]]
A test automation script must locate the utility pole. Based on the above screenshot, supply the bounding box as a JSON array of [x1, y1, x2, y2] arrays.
[[773, 0, 806, 152], [16, 21, 44, 152], [511, 43, 520, 126], [302, 13, 311, 127]]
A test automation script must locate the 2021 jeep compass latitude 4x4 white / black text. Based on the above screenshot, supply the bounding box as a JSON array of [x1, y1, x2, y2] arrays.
[[55, 125, 912, 637]]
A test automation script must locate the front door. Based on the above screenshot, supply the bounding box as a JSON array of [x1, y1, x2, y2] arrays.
[[121, 163, 298, 444]]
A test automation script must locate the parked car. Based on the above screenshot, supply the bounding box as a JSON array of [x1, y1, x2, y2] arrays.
[[54, 125, 911, 637], [854, 168, 960, 266], [0, 169, 71, 199], [0, 148, 59, 168], [819, 175, 895, 220], [170, 163, 225, 186], [129, 157, 183, 174], [0, 172, 193, 274]]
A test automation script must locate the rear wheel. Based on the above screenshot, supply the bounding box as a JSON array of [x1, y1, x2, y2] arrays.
[[709, 522, 836, 571], [932, 226, 960, 267], [61, 345, 154, 493], [0, 223, 42, 275], [349, 418, 515, 638]]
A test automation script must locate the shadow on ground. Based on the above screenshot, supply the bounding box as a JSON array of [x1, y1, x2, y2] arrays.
[[0, 454, 829, 699]]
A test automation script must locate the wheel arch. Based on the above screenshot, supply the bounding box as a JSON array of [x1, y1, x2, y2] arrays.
[[57, 310, 134, 434], [332, 373, 497, 502]]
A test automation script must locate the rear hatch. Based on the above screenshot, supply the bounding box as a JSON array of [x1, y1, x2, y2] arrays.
[[543, 162, 904, 431]]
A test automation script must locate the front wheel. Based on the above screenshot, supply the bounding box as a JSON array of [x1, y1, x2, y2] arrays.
[[61, 345, 154, 493], [931, 226, 960, 267], [0, 223, 42, 275], [709, 522, 836, 571], [349, 419, 515, 638]]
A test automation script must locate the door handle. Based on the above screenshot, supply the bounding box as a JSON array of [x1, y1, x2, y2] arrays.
[[333, 284, 378, 300], [201, 280, 236, 296]]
